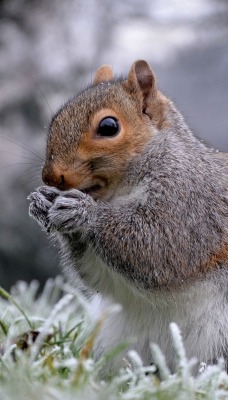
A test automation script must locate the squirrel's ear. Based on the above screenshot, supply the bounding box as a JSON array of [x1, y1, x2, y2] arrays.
[[93, 65, 113, 85], [126, 60, 157, 115]]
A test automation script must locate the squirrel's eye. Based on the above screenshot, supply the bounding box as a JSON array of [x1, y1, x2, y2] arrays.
[[97, 117, 119, 137]]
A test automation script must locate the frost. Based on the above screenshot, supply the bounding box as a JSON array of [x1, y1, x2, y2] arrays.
[[0, 278, 228, 399]]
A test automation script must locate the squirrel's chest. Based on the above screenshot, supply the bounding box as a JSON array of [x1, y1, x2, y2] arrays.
[[66, 243, 227, 372], [90, 275, 223, 373]]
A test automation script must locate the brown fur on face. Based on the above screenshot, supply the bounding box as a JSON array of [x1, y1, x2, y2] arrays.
[[43, 104, 154, 199], [42, 61, 171, 199]]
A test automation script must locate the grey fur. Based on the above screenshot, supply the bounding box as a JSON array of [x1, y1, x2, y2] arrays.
[[29, 68, 228, 376]]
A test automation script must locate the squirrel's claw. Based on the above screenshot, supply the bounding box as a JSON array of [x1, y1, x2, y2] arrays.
[[29, 201, 50, 231], [47, 191, 94, 234], [38, 186, 60, 201], [28, 188, 55, 232]]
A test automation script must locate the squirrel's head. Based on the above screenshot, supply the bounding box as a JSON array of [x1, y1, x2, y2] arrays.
[[42, 60, 169, 200]]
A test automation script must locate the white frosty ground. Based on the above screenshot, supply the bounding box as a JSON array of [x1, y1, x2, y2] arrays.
[[0, 277, 228, 400]]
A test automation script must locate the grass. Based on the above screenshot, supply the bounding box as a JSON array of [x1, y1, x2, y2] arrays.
[[0, 277, 228, 400]]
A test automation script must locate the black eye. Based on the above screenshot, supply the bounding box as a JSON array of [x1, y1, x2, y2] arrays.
[[97, 117, 119, 137]]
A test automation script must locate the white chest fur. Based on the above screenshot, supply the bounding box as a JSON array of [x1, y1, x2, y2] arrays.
[[82, 251, 228, 374]]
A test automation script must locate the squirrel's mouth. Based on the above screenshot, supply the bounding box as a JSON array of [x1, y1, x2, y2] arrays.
[[80, 177, 109, 200], [81, 184, 101, 195]]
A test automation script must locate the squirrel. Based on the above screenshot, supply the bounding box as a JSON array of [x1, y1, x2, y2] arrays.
[[28, 60, 228, 376]]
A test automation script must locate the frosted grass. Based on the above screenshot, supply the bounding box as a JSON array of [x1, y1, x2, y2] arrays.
[[0, 277, 228, 400]]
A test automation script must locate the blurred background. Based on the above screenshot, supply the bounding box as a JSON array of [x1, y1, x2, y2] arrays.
[[0, 0, 227, 290]]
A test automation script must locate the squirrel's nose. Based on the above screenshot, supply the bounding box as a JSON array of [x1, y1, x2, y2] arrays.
[[42, 166, 66, 190]]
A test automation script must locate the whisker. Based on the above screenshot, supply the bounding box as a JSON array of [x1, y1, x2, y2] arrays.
[[0, 135, 45, 162], [26, 172, 41, 183], [19, 172, 42, 190], [0, 163, 42, 171], [0, 151, 42, 162], [35, 83, 54, 117], [22, 166, 41, 177]]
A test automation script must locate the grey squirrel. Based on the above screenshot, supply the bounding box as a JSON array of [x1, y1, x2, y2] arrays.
[[29, 60, 228, 375]]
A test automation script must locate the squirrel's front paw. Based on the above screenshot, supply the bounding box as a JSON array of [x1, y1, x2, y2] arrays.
[[47, 189, 94, 233], [28, 186, 60, 231]]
